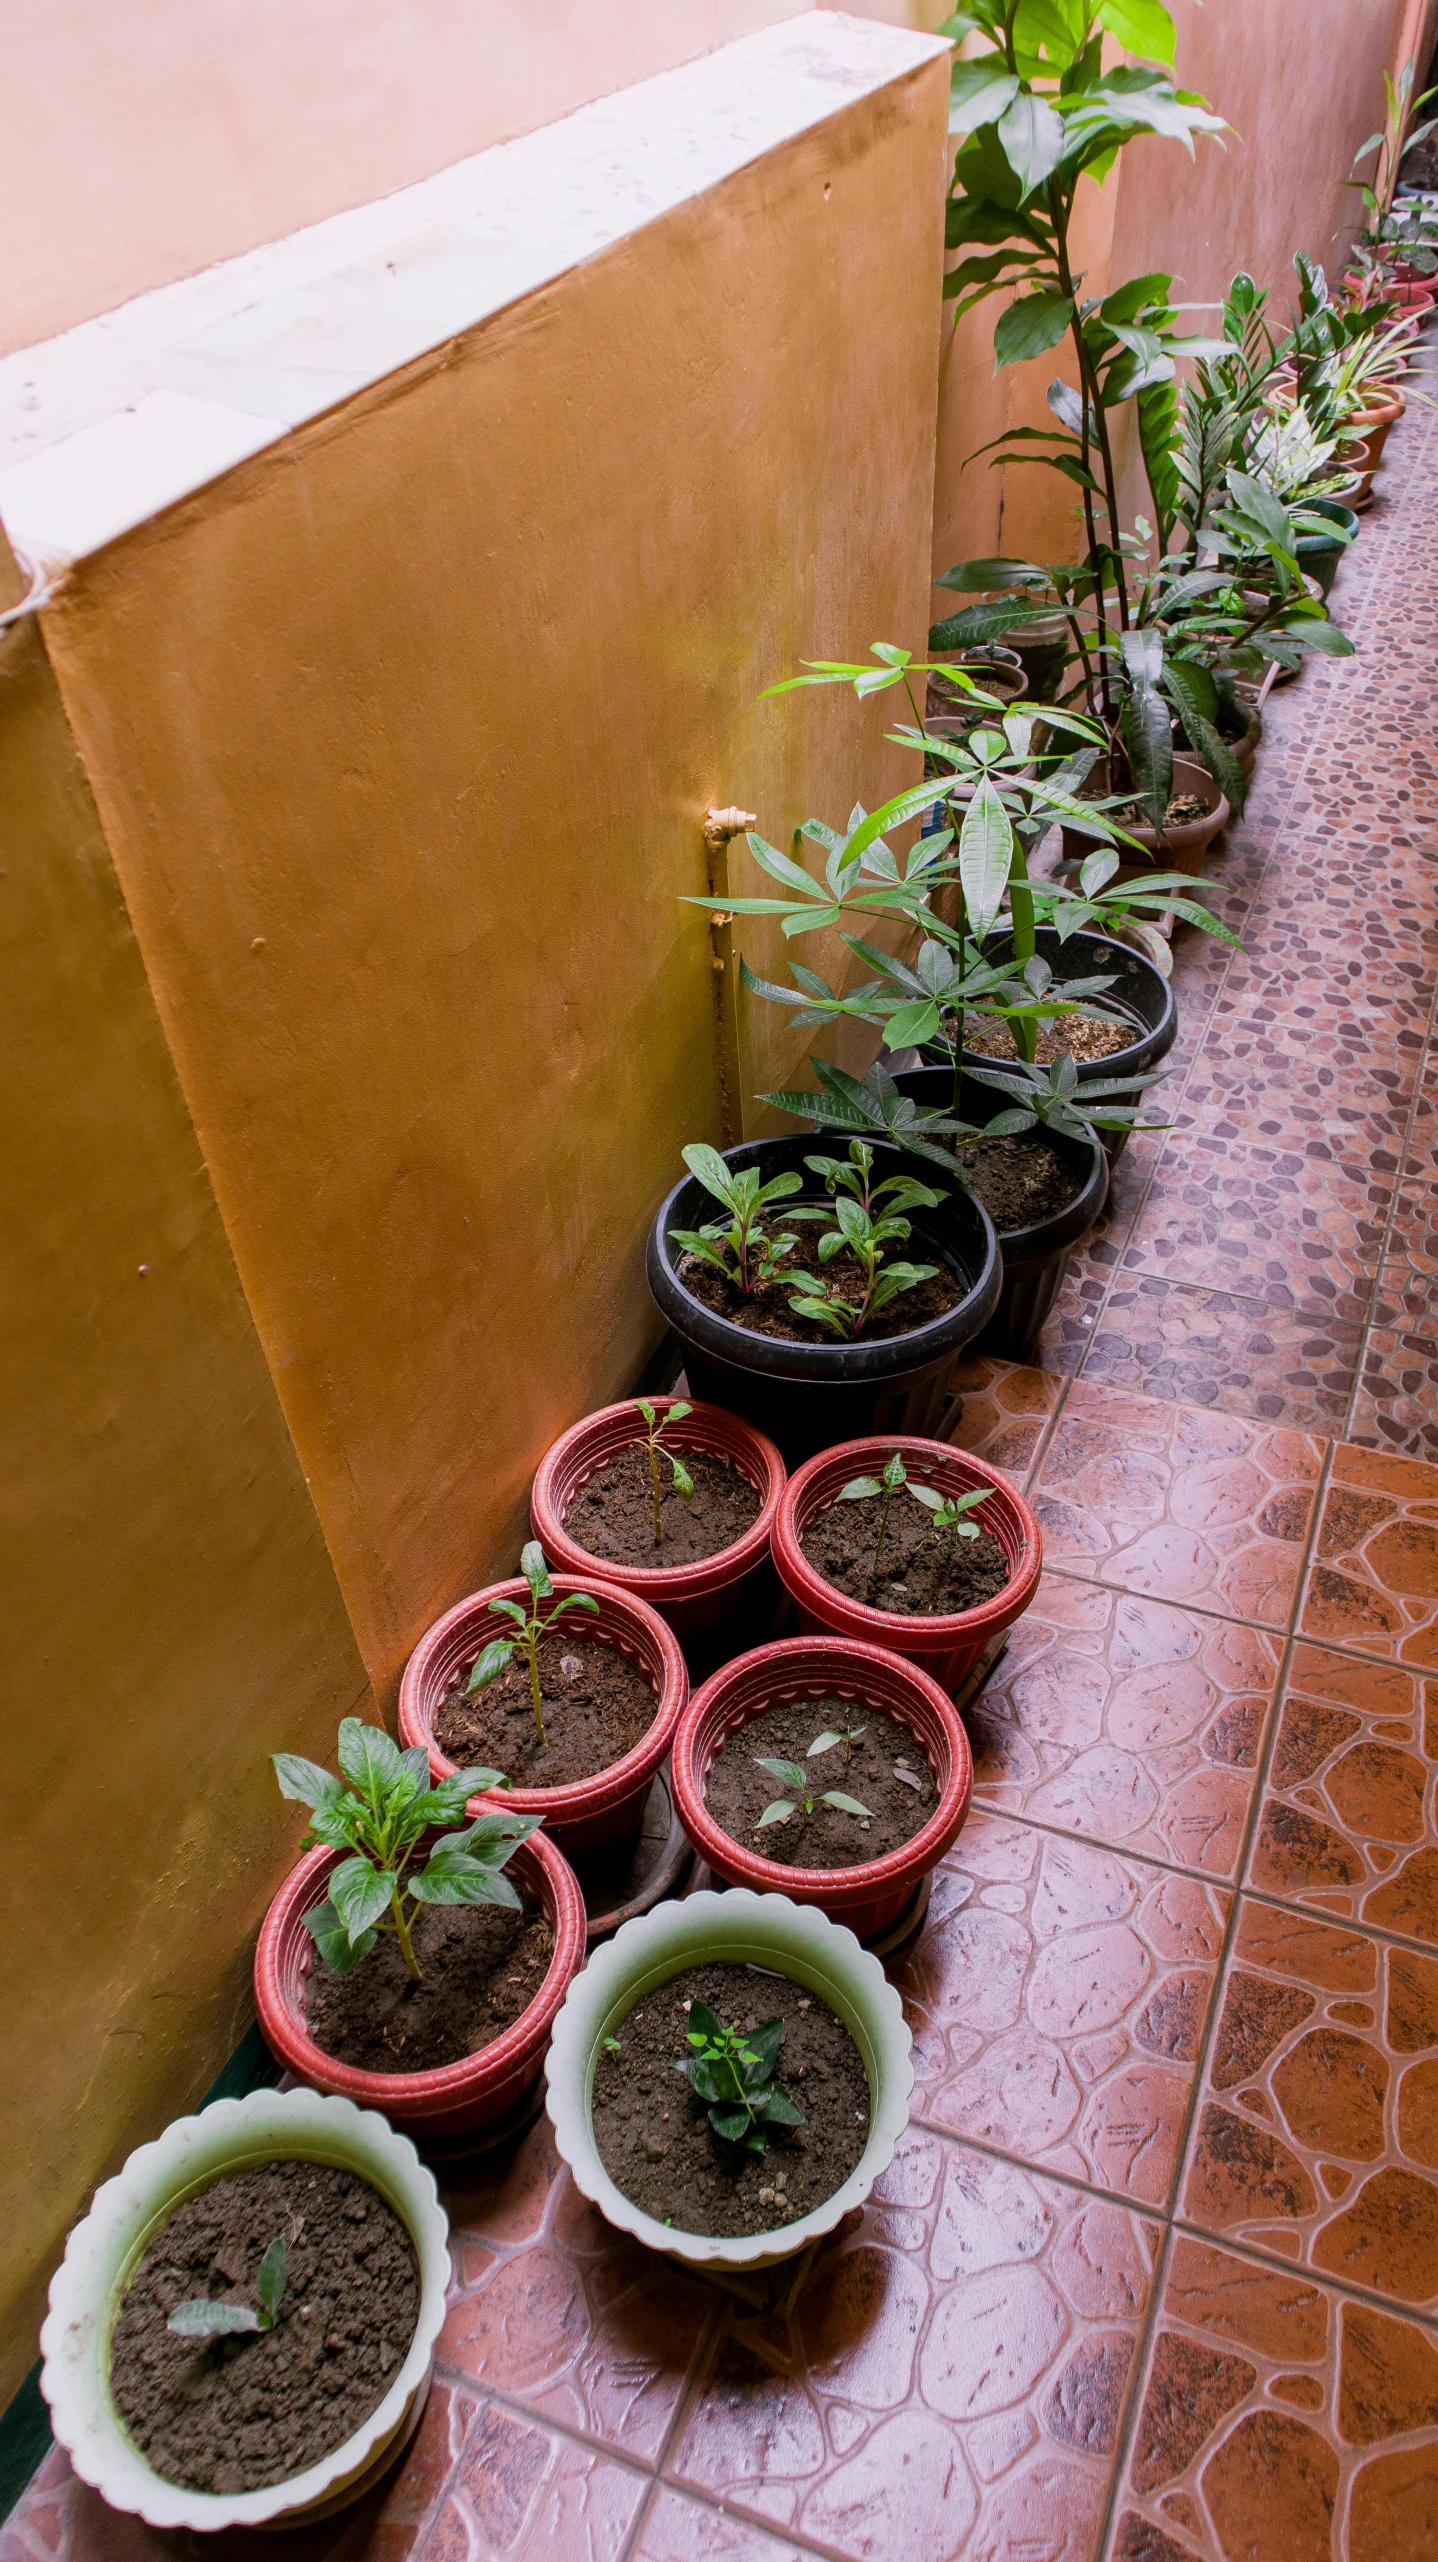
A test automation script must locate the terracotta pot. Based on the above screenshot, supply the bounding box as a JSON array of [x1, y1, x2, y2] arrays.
[[530, 1396, 786, 1654], [399, 1576, 688, 1865], [1060, 752, 1228, 877], [254, 1831, 587, 2144], [670, 1636, 973, 1940], [771, 1433, 1042, 1693]]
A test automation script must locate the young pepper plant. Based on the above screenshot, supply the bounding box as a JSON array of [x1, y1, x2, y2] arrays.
[[682, 2004, 805, 2152], [837, 1447, 991, 1574], [168, 2237, 288, 2341], [273, 1719, 537, 1982], [635, 1398, 695, 1546], [754, 1752, 872, 1832], [465, 1542, 599, 1749]]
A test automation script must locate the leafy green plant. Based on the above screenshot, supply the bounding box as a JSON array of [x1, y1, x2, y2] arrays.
[[836, 1447, 990, 1575], [670, 1142, 802, 1296], [762, 1054, 1167, 1178], [1344, 57, 1437, 278], [465, 1542, 599, 1749], [681, 2002, 805, 2152], [808, 1718, 867, 1779], [168, 2238, 287, 2340], [754, 1742, 872, 1832], [274, 1719, 537, 1982], [784, 1139, 946, 1339], [635, 1398, 694, 1546]]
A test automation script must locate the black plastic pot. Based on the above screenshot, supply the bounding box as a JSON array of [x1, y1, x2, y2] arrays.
[[646, 1135, 1001, 1464], [1295, 499, 1360, 601], [895, 1068, 1108, 1365], [932, 927, 1176, 1165]]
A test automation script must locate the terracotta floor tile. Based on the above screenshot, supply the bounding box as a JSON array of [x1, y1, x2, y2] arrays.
[[1106, 2234, 1438, 2562], [1298, 1441, 1438, 1670], [1068, 1276, 1363, 1433], [893, 1811, 1228, 2206], [0, 2431, 434, 2559], [417, 2409, 646, 2562], [1030, 1382, 1323, 1632], [942, 1355, 1066, 1486], [437, 2123, 713, 2463], [667, 2126, 1160, 2561], [631, 2490, 804, 2561], [1247, 1644, 1438, 1945], [1120, 1131, 1390, 1322], [1178, 1899, 1438, 2314], [968, 1576, 1281, 1881]]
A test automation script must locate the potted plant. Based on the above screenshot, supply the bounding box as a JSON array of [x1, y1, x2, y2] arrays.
[[670, 1632, 974, 1939], [530, 1394, 786, 1656], [771, 1431, 1041, 1686], [645, 1133, 1000, 1464], [40, 2086, 451, 2532], [399, 1544, 689, 1865], [255, 1716, 588, 2144], [545, 1888, 913, 2271]]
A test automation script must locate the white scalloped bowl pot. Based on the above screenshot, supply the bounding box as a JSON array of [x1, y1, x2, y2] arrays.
[[39, 2088, 452, 2535], [545, 1888, 914, 2273]]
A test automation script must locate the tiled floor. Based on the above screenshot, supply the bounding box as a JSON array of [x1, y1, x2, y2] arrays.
[[6, 365, 1436, 2562]]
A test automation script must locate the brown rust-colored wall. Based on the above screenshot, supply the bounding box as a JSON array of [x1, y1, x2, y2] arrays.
[[0, 613, 370, 2406], [39, 59, 950, 1707]]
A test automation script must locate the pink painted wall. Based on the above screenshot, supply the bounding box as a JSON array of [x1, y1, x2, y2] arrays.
[[1, 0, 812, 355]]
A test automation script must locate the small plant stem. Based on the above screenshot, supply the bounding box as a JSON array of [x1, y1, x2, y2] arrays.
[[390, 1887, 422, 1983], [525, 1635, 546, 1747], [874, 1482, 894, 1575], [648, 1428, 664, 1546]]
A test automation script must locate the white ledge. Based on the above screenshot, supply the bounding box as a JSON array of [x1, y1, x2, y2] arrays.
[[0, 13, 946, 574]]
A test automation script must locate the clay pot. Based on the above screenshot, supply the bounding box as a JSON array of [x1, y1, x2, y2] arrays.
[[670, 1635, 973, 1940], [530, 1396, 785, 1656], [1060, 752, 1229, 878], [254, 1830, 587, 2145], [1295, 500, 1361, 600], [771, 1434, 1042, 1694], [399, 1576, 688, 1865]]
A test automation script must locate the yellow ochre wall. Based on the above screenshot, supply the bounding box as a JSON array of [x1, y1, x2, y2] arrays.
[[0, 599, 371, 2406], [38, 57, 950, 1719]]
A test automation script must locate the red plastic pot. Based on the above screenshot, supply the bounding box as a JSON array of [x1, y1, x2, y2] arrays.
[[772, 1435, 1042, 1693], [530, 1397, 786, 1651], [671, 1635, 972, 1940], [398, 1575, 688, 1865], [254, 1829, 586, 2144]]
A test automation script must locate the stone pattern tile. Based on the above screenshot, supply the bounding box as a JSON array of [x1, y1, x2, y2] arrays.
[[667, 2127, 1161, 2562], [894, 1812, 1229, 2209], [1299, 1441, 1438, 1670], [1246, 1644, 1438, 1942], [1030, 1380, 1323, 1632], [1068, 1276, 1365, 1436], [968, 1577, 1282, 1882], [942, 1354, 1066, 1485], [1179, 1901, 1438, 2315], [1107, 2235, 1438, 2562]]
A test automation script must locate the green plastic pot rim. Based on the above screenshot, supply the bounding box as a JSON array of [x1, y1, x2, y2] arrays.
[[39, 2088, 451, 2534], [544, 1888, 913, 2273]]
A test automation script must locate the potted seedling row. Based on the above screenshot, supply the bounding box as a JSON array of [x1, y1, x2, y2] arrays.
[[531, 1394, 786, 1654], [399, 1544, 689, 1865], [255, 1717, 587, 2145], [671, 1633, 972, 1940], [645, 1137, 1000, 1464], [40, 2086, 450, 2532], [545, 1889, 913, 2271], [772, 1435, 1042, 1694]]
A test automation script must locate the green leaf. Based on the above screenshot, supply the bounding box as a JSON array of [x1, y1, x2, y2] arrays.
[[330, 1856, 397, 1941], [465, 1638, 515, 1693], [948, 59, 1021, 128], [167, 2298, 262, 2338], [521, 1540, 552, 1600], [822, 1792, 873, 1817], [256, 2236, 286, 2329], [807, 1730, 844, 1756], [996, 92, 1067, 199], [303, 1901, 375, 1973], [336, 1721, 403, 1800], [743, 2018, 785, 2078], [993, 291, 1075, 369], [709, 2107, 753, 2142], [1097, 0, 1176, 60], [838, 1475, 882, 1500], [757, 1757, 809, 1793], [1121, 686, 1174, 833], [272, 1753, 346, 1812], [759, 2088, 806, 2128], [680, 1141, 736, 1205], [757, 1800, 795, 1828], [959, 778, 1014, 944], [410, 1851, 523, 1908]]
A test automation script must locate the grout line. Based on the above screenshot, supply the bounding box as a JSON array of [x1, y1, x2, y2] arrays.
[[1039, 1559, 1309, 1648], [1235, 1878, 1438, 1968], [1091, 2216, 1180, 2562], [1162, 2211, 1438, 2333]]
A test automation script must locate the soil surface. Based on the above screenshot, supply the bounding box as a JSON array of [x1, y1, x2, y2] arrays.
[[109, 2162, 419, 2496], [802, 1486, 1011, 1617], [564, 1441, 760, 1568], [1114, 792, 1212, 828], [592, 1960, 869, 2237], [952, 1131, 1084, 1230], [678, 1219, 966, 1345], [705, 1700, 935, 1868], [966, 1011, 1133, 1065], [435, 1634, 658, 1787], [305, 1898, 554, 2072]]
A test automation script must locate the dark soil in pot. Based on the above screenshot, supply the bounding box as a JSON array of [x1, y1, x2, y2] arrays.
[[1113, 791, 1212, 828], [563, 1443, 760, 1568], [801, 1497, 1011, 1616], [592, 1960, 869, 2237], [704, 1699, 935, 1866], [950, 1130, 1084, 1228], [109, 2161, 419, 2495], [435, 1634, 656, 1785], [679, 1224, 965, 1345], [306, 1899, 554, 2072], [964, 1012, 1132, 1066]]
